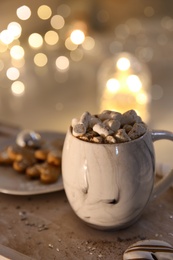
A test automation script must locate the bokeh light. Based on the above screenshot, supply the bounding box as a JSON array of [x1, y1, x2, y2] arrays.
[[7, 22, 22, 39], [11, 81, 25, 96], [37, 5, 52, 20], [50, 15, 65, 30], [126, 75, 142, 92], [151, 84, 163, 100], [82, 36, 95, 50], [28, 33, 43, 49], [144, 6, 155, 17], [106, 78, 120, 93], [0, 30, 14, 44], [6, 67, 20, 80], [10, 45, 25, 60], [55, 56, 69, 71], [34, 53, 48, 67], [161, 16, 173, 31], [57, 4, 71, 18], [44, 30, 59, 45], [70, 29, 85, 45], [65, 37, 78, 51], [16, 5, 31, 20], [136, 93, 149, 105], [70, 49, 83, 62], [117, 57, 131, 71]]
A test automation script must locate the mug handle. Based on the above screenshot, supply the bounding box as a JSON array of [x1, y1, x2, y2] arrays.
[[151, 130, 173, 200]]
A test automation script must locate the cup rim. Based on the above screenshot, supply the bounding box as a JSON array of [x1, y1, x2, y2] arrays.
[[68, 125, 150, 146]]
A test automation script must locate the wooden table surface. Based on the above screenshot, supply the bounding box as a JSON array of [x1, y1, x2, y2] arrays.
[[0, 183, 173, 259]]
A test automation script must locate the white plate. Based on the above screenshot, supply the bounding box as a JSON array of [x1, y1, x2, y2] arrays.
[[0, 131, 65, 195]]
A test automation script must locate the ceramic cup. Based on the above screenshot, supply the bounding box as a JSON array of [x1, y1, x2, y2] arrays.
[[62, 127, 173, 230]]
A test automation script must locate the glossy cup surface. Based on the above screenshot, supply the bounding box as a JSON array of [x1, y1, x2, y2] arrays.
[[62, 127, 155, 230]]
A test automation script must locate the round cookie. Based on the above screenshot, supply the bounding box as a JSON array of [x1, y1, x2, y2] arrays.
[[39, 162, 61, 184], [123, 239, 173, 260], [47, 149, 61, 166], [0, 150, 13, 165]]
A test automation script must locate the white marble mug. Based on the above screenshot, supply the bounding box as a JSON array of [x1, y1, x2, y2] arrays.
[[62, 127, 173, 230]]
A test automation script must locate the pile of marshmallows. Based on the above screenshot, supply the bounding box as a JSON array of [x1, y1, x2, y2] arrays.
[[71, 109, 147, 144]]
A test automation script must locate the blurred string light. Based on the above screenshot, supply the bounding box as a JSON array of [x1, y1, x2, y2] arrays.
[[44, 30, 59, 45], [57, 4, 71, 18], [97, 52, 151, 122], [16, 5, 31, 20], [65, 37, 78, 51], [117, 57, 131, 71], [7, 22, 22, 39], [0, 22, 22, 46], [28, 33, 43, 48], [0, 2, 169, 105], [50, 15, 65, 30], [70, 29, 85, 45], [6, 67, 20, 80], [55, 56, 69, 72], [34, 53, 48, 67], [37, 5, 52, 20], [11, 81, 25, 96], [10, 45, 25, 60], [106, 78, 120, 93], [126, 75, 142, 92], [82, 36, 95, 50], [0, 30, 13, 45], [0, 2, 96, 95]]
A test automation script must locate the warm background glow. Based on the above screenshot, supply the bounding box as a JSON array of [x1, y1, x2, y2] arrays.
[[0, 1, 166, 135]]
